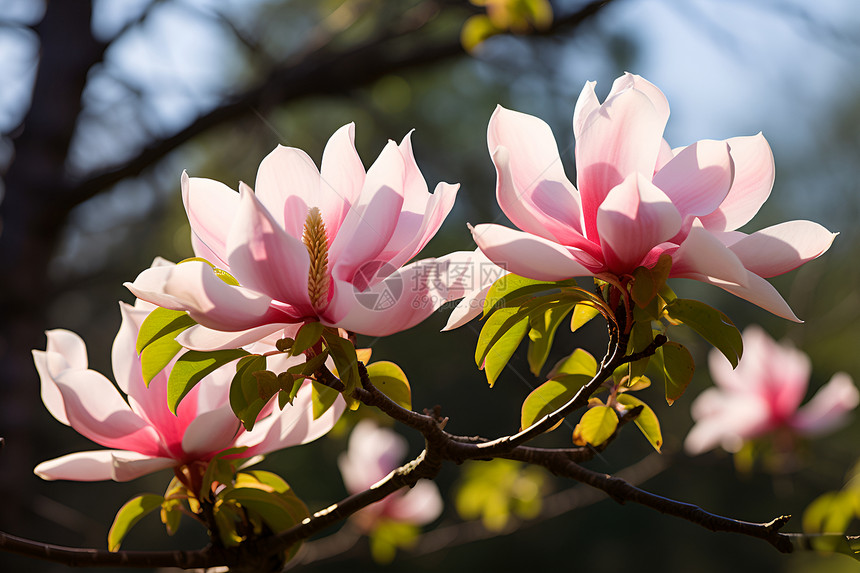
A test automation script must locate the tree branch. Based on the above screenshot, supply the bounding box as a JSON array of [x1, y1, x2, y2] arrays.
[[61, 0, 617, 211]]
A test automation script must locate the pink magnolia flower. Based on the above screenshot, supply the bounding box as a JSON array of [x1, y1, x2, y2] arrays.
[[34, 300, 344, 482], [126, 123, 468, 349], [338, 420, 442, 531], [471, 73, 836, 320], [685, 326, 858, 455]]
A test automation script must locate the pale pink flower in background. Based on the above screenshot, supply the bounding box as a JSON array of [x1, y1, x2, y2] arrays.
[[684, 326, 858, 455], [338, 420, 442, 531], [33, 300, 344, 482], [127, 123, 471, 349], [471, 72, 836, 321]]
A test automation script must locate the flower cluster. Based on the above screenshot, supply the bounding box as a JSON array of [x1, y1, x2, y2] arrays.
[[470, 73, 835, 321], [685, 326, 857, 456]]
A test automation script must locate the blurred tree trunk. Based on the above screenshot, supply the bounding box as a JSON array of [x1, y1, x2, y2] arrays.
[[0, 0, 103, 529]]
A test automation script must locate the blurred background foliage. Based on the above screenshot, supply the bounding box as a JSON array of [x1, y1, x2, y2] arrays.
[[1, 0, 860, 571]]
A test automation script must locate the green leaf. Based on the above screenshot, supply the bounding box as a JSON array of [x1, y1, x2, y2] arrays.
[[461, 14, 499, 52], [571, 304, 601, 332], [168, 349, 248, 414], [482, 273, 571, 318], [137, 308, 196, 384], [291, 321, 324, 356], [628, 311, 656, 378], [199, 447, 247, 499], [616, 394, 662, 452], [481, 309, 530, 387], [527, 302, 576, 376], [365, 361, 412, 410], [311, 381, 340, 420], [803, 491, 860, 552], [108, 494, 164, 551], [655, 341, 695, 405], [277, 375, 304, 409], [368, 520, 421, 564], [475, 305, 528, 364], [520, 374, 591, 431], [160, 498, 183, 536], [663, 298, 743, 368], [574, 406, 618, 446], [322, 330, 359, 402], [222, 486, 309, 533], [547, 348, 597, 379], [137, 307, 194, 353], [230, 354, 267, 430]]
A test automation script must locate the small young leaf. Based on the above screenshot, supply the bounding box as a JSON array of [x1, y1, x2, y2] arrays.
[[291, 321, 324, 356], [229, 354, 266, 429], [663, 298, 743, 368], [322, 330, 359, 399], [573, 406, 618, 447], [520, 374, 591, 431], [616, 393, 662, 452], [168, 349, 248, 414], [655, 341, 695, 405], [365, 361, 412, 410], [108, 494, 164, 552]]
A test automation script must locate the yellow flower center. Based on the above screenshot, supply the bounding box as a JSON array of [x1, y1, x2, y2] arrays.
[[302, 207, 330, 311]]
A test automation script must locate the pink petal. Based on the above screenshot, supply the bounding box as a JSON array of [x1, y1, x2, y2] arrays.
[[608, 73, 671, 125], [329, 255, 470, 336], [685, 390, 768, 454], [329, 141, 406, 283], [182, 172, 239, 267], [471, 223, 596, 281], [319, 122, 366, 236], [488, 107, 588, 247], [596, 173, 682, 274], [35, 450, 172, 482], [254, 145, 322, 239], [381, 180, 459, 273], [442, 284, 491, 331], [176, 323, 287, 352], [181, 407, 242, 458], [386, 480, 443, 524], [52, 369, 162, 455], [33, 329, 90, 426], [685, 270, 801, 322], [339, 420, 407, 493], [227, 183, 314, 312], [110, 452, 177, 482], [652, 140, 733, 218], [670, 225, 750, 286], [698, 134, 774, 232], [575, 84, 668, 239], [727, 221, 837, 278], [572, 80, 599, 139], [126, 261, 287, 331], [792, 373, 859, 436]]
